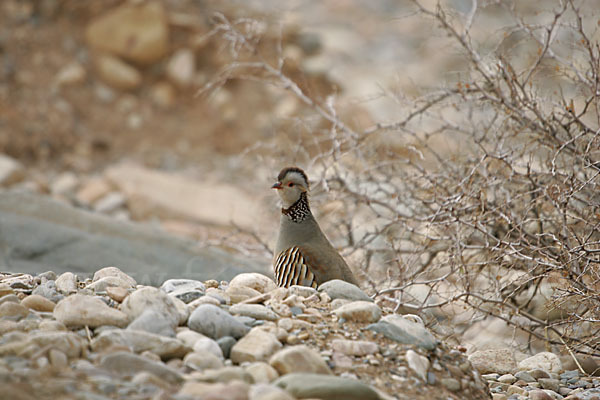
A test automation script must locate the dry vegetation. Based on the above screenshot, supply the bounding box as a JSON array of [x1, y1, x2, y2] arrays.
[[205, 0, 600, 360]]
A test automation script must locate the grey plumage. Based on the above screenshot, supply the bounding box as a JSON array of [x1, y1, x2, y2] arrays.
[[272, 167, 359, 288]]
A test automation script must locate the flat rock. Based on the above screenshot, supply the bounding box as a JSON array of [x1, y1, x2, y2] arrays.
[[518, 352, 562, 374], [85, 1, 169, 65], [230, 328, 282, 364], [331, 339, 378, 356], [229, 273, 277, 294], [367, 314, 436, 350], [53, 294, 128, 328], [468, 348, 517, 375], [21, 295, 55, 312], [100, 351, 183, 384], [269, 345, 331, 375], [274, 373, 380, 400], [406, 349, 430, 381], [127, 308, 176, 337], [333, 301, 381, 323], [245, 362, 279, 384], [188, 304, 250, 340], [86, 276, 135, 292], [317, 280, 372, 302], [230, 304, 279, 321], [194, 366, 254, 384], [92, 328, 190, 359], [183, 351, 224, 371], [178, 381, 249, 400]]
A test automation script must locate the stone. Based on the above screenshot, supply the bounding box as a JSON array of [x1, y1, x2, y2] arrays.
[[274, 373, 380, 400], [269, 345, 331, 375], [514, 370, 536, 382], [32, 281, 63, 303], [231, 328, 282, 364], [86, 276, 134, 292], [0, 283, 14, 297], [94, 54, 142, 90], [48, 348, 68, 368], [333, 301, 381, 323], [497, 374, 517, 384], [55, 272, 78, 294], [193, 336, 224, 359], [183, 351, 224, 371], [127, 309, 176, 337], [188, 304, 250, 340], [92, 329, 190, 359], [506, 385, 525, 395], [150, 81, 176, 108], [166, 48, 195, 88], [230, 304, 279, 321], [100, 351, 183, 384], [27, 331, 85, 358], [93, 266, 137, 287], [0, 294, 19, 306], [53, 294, 128, 328], [106, 286, 129, 302], [441, 377, 461, 391], [406, 349, 430, 381], [160, 278, 206, 304], [75, 177, 111, 205], [245, 362, 279, 384], [538, 378, 561, 392], [318, 280, 371, 302], [227, 286, 262, 304], [217, 336, 236, 359], [468, 348, 516, 375], [94, 192, 127, 213], [86, 1, 169, 65], [229, 273, 278, 294], [21, 295, 55, 312], [55, 62, 86, 87], [288, 285, 318, 298], [529, 369, 551, 380], [121, 286, 182, 328], [249, 383, 294, 400], [51, 172, 78, 196], [178, 381, 249, 400], [331, 339, 378, 356], [518, 352, 562, 374], [529, 390, 554, 400], [0, 302, 29, 320], [38, 320, 67, 332], [0, 154, 25, 186], [367, 314, 436, 350], [194, 366, 254, 384]]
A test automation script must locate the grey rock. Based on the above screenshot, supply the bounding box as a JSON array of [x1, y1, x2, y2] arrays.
[[217, 336, 236, 359], [37, 271, 57, 281], [54, 294, 128, 328], [55, 272, 78, 294], [121, 286, 182, 327], [514, 370, 536, 382], [0, 191, 267, 285], [229, 304, 279, 321], [317, 280, 372, 302], [529, 369, 551, 380], [183, 351, 223, 371], [367, 315, 436, 350], [538, 378, 560, 392], [193, 366, 254, 383], [92, 329, 190, 359], [188, 304, 250, 340], [441, 377, 461, 391], [560, 370, 579, 381], [406, 349, 429, 381], [32, 280, 64, 303], [274, 373, 380, 400], [160, 278, 206, 304], [99, 351, 183, 384], [127, 309, 176, 337]]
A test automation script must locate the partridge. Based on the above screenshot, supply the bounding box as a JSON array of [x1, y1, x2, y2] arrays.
[[272, 167, 358, 288]]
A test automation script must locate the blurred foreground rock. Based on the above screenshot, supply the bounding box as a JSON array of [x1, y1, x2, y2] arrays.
[[0, 191, 267, 284]]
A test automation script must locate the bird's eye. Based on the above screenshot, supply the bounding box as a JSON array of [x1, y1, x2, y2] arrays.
[[288, 182, 294, 187]]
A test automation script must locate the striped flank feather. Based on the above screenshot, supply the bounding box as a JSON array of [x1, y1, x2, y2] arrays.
[[274, 247, 318, 288]]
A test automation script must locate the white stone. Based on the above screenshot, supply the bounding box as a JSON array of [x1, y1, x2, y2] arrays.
[[406, 349, 430, 381], [94, 54, 142, 91], [55, 272, 78, 295], [231, 327, 282, 364], [228, 273, 278, 294], [0, 154, 25, 186], [333, 301, 381, 323], [518, 352, 562, 374], [166, 48, 195, 88], [54, 294, 128, 328]]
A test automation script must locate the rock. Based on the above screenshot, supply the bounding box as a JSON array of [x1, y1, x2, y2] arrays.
[[188, 304, 250, 340], [0, 154, 25, 186], [93, 266, 137, 286], [0, 283, 14, 297], [121, 286, 182, 328], [406, 349, 430, 381], [193, 336, 224, 359], [32, 281, 63, 303], [93, 192, 127, 213], [441, 377, 461, 391], [231, 328, 282, 364], [269, 345, 331, 375], [38, 320, 67, 332], [288, 285, 318, 298], [150, 81, 176, 108], [331, 339, 378, 356], [249, 383, 294, 400], [367, 314, 436, 350], [127, 309, 176, 337], [518, 352, 562, 374], [87, 276, 134, 292], [514, 370, 536, 382], [55, 62, 86, 87], [229, 273, 278, 294], [106, 286, 130, 302], [51, 172, 78, 196], [468, 348, 516, 375], [230, 304, 279, 321], [100, 351, 183, 384], [166, 48, 195, 88], [92, 329, 190, 359], [529, 369, 551, 380], [333, 301, 381, 323], [227, 286, 262, 304], [318, 280, 371, 302], [0, 302, 29, 320], [217, 336, 237, 359], [245, 362, 279, 384], [195, 366, 254, 384], [529, 390, 554, 400], [274, 373, 380, 400], [538, 378, 561, 392], [53, 294, 128, 328], [55, 272, 78, 294], [184, 351, 224, 371], [86, 1, 169, 65], [94, 54, 142, 91], [75, 177, 112, 206], [25, 331, 85, 358], [48, 348, 68, 368], [178, 381, 249, 400], [0, 294, 19, 305], [160, 279, 206, 304], [497, 374, 517, 384], [21, 295, 55, 312]]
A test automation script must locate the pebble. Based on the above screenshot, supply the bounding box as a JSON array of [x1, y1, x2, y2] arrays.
[[188, 304, 250, 339], [318, 279, 372, 302], [20, 295, 56, 312], [160, 278, 206, 303], [468, 348, 517, 374], [229, 304, 279, 321], [106, 286, 129, 302], [91, 328, 190, 359], [127, 308, 176, 337], [274, 373, 380, 400], [245, 362, 280, 384], [229, 273, 278, 294], [230, 327, 282, 364], [32, 280, 63, 303], [100, 351, 183, 384], [54, 293, 128, 328], [249, 383, 295, 400], [331, 339, 378, 356], [518, 352, 563, 374], [0, 302, 29, 320], [121, 286, 183, 327], [333, 301, 381, 323], [183, 351, 224, 371], [367, 314, 437, 350], [0, 283, 14, 297], [166, 48, 195, 88], [54, 272, 78, 294], [0, 154, 25, 186], [93, 266, 137, 287], [269, 345, 331, 375], [406, 349, 430, 381], [178, 381, 249, 399]]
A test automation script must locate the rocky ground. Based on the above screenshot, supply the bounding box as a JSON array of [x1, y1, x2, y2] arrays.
[[0, 267, 599, 400]]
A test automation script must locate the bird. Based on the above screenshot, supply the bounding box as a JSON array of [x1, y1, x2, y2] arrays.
[[271, 166, 359, 288]]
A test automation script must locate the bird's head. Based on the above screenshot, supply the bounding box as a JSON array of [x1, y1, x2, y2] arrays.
[[272, 166, 309, 208]]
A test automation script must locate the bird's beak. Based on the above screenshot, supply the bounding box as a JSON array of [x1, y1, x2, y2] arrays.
[[272, 182, 282, 190]]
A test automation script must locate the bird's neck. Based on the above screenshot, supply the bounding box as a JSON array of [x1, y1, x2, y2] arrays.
[[281, 192, 311, 223]]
